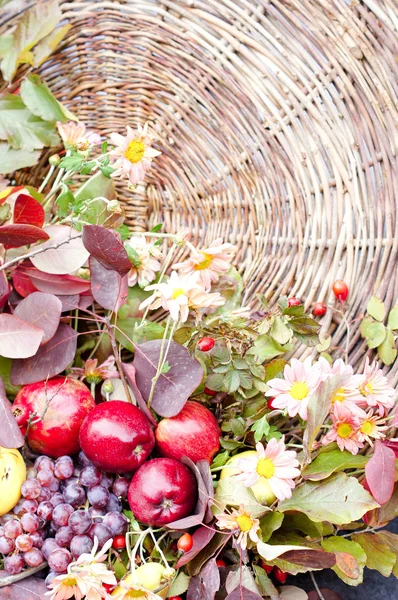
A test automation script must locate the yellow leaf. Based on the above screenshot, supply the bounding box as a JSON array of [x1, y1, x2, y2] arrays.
[[34, 24, 71, 67]]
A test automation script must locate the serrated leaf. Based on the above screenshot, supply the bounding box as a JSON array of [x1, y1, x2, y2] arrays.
[[248, 334, 291, 362], [365, 321, 386, 348], [238, 370, 253, 389], [302, 449, 368, 481], [224, 370, 241, 393], [388, 306, 398, 330], [377, 328, 397, 366], [270, 316, 292, 345], [205, 373, 225, 392], [56, 185, 75, 217], [0, 143, 41, 174], [367, 296, 386, 321], [211, 344, 231, 364], [289, 316, 320, 336], [251, 414, 270, 443], [230, 417, 245, 436], [253, 566, 279, 600], [352, 532, 396, 577], [264, 358, 286, 381]]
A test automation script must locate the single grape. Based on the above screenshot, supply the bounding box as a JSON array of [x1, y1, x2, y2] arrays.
[[15, 534, 33, 552], [103, 511, 128, 536], [34, 456, 55, 472], [4, 519, 23, 539], [48, 548, 72, 573], [88, 507, 106, 523], [78, 451, 92, 467], [63, 484, 86, 508], [38, 488, 52, 502], [68, 510, 92, 535], [12, 500, 26, 517], [42, 538, 60, 560], [106, 493, 122, 513], [0, 514, 14, 525], [100, 473, 114, 489], [37, 469, 55, 488], [48, 521, 60, 536], [23, 547, 44, 567], [21, 513, 40, 533], [30, 531, 44, 549], [80, 465, 102, 488], [52, 503, 74, 527], [70, 535, 93, 559], [21, 479, 42, 500], [87, 485, 109, 509], [21, 499, 39, 514], [112, 477, 130, 499], [26, 467, 38, 480], [4, 554, 24, 574], [88, 523, 112, 547], [49, 479, 60, 493], [54, 456, 74, 480], [50, 492, 64, 508], [0, 536, 15, 554], [55, 526, 74, 548], [37, 501, 54, 522]]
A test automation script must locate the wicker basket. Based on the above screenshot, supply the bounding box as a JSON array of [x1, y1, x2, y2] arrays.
[[1, 0, 397, 383]]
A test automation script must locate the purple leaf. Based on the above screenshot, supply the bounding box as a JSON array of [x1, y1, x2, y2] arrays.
[[282, 549, 336, 568], [0, 378, 24, 448], [11, 323, 78, 385], [133, 340, 204, 417], [122, 363, 157, 426], [30, 225, 89, 275], [225, 588, 263, 600], [82, 225, 131, 275], [79, 293, 94, 310], [14, 292, 61, 345], [56, 295, 81, 312], [0, 314, 43, 358], [25, 268, 91, 295], [0, 270, 11, 309], [0, 224, 49, 248], [0, 576, 48, 599], [89, 256, 128, 312], [175, 526, 216, 568], [187, 558, 220, 600], [166, 458, 214, 529], [365, 440, 396, 505]]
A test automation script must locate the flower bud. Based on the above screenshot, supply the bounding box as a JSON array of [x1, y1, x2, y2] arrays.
[[102, 380, 114, 395], [106, 199, 122, 214], [49, 154, 61, 166]]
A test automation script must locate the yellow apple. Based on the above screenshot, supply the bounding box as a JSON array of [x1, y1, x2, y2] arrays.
[[0, 446, 26, 516], [112, 563, 169, 599], [220, 451, 276, 505]]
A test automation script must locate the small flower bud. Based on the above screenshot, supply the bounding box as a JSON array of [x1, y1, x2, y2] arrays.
[[162, 567, 176, 581], [49, 154, 61, 166], [102, 380, 114, 395], [106, 199, 122, 214]]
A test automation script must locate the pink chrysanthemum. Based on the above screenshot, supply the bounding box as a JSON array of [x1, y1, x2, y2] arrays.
[[172, 238, 236, 290], [233, 438, 301, 501], [57, 121, 101, 150], [322, 403, 363, 454], [215, 505, 260, 550], [139, 272, 202, 323], [265, 357, 322, 420], [357, 410, 388, 445], [124, 236, 162, 287], [317, 357, 365, 415], [110, 123, 161, 185], [351, 358, 395, 416], [69, 357, 119, 384]]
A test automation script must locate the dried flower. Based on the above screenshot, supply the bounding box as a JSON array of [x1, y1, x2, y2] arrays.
[[322, 403, 363, 454], [110, 123, 161, 185], [57, 121, 101, 151], [124, 236, 162, 288], [233, 439, 301, 501], [351, 358, 395, 416], [215, 505, 260, 550], [265, 357, 322, 420], [172, 238, 236, 290], [69, 357, 119, 384], [139, 272, 202, 323]]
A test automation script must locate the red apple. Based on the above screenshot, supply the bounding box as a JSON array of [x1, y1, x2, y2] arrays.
[[13, 378, 95, 458], [155, 401, 220, 464], [128, 458, 197, 526], [79, 400, 155, 473]]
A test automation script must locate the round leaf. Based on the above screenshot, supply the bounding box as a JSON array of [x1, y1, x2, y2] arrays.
[[0, 313, 43, 358], [30, 225, 89, 274], [14, 292, 61, 345]]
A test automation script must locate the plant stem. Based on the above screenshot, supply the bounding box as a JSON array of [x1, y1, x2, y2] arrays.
[[147, 319, 170, 409], [38, 165, 55, 193], [310, 572, 326, 600]]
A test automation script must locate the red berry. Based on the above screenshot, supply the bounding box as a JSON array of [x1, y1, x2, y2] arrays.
[[168, 597, 182, 600], [177, 532, 193, 553], [287, 297, 301, 307], [204, 387, 217, 397], [332, 280, 349, 301], [197, 337, 215, 352], [103, 583, 114, 593], [312, 302, 327, 317], [267, 397, 277, 410], [112, 535, 126, 550], [273, 567, 287, 583], [216, 559, 227, 567], [261, 561, 274, 574]]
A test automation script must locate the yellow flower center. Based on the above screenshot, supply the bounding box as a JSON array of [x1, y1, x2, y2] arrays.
[[127, 591, 146, 598], [360, 382, 373, 396], [194, 253, 213, 271], [360, 421, 373, 435], [236, 514, 254, 533], [337, 423, 353, 438], [62, 577, 77, 587], [125, 139, 145, 163], [290, 382, 309, 400], [172, 288, 185, 299], [331, 387, 345, 403], [256, 458, 275, 479]]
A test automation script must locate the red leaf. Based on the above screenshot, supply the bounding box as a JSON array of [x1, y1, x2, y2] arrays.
[[0, 377, 24, 448], [0, 313, 43, 358], [225, 588, 262, 600], [0, 270, 12, 309], [0, 576, 48, 599], [281, 549, 336, 569], [25, 268, 91, 295], [82, 225, 132, 275], [365, 440, 396, 505], [11, 323, 78, 385], [11, 267, 38, 297], [13, 194, 45, 228], [0, 224, 49, 248], [175, 527, 216, 568], [14, 292, 62, 345], [89, 256, 128, 311]]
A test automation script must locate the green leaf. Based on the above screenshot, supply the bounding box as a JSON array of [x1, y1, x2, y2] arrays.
[[378, 484, 398, 523], [264, 358, 286, 381], [364, 321, 386, 348], [211, 450, 229, 469], [282, 513, 331, 538], [377, 328, 397, 366], [224, 370, 241, 393], [289, 316, 320, 336], [282, 304, 305, 316], [116, 319, 164, 352], [253, 565, 279, 600], [321, 536, 366, 586], [270, 316, 292, 345], [0, 203, 11, 224], [59, 154, 85, 172], [205, 373, 225, 392], [74, 171, 115, 202], [316, 334, 331, 353], [251, 414, 270, 443], [278, 473, 380, 525], [213, 478, 269, 518], [113, 555, 127, 580], [302, 449, 368, 481], [56, 185, 75, 218], [378, 531, 398, 577], [0, 143, 41, 174], [367, 296, 386, 322], [238, 370, 253, 390], [259, 511, 284, 542], [173, 326, 193, 345], [99, 165, 115, 178], [168, 572, 190, 596], [219, 438, 243, 451], [360, 316, 374, 339], [0, 35, 13, 58], [20, 74, 76, 123], [211, 343, 231, 364], [33, 23, 71, 67], [213, 266, 243, 314], [352, 532, 396, 577], [230, 417, 246, 436], [388, 306, 398, 330], [248, 335, 292, 362]]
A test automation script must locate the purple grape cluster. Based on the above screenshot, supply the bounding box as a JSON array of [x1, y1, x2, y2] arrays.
[[0, 453, 130, 577]]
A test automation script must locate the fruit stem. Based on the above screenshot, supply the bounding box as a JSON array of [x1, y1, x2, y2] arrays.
[[128, 529, 150, 578], [148, 529, 169, 569]]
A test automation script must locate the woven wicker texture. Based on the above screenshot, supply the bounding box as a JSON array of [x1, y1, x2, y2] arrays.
[[1, 0, 398, 383]]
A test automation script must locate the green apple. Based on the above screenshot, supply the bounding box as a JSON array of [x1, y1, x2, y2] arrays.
[[220, 451, 276, 505]]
